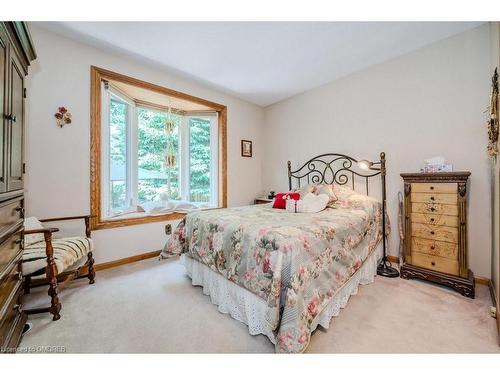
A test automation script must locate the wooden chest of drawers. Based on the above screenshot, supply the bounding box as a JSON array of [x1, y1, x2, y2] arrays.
[[400, 172, 475, 298], [0, 197, 25, 352]]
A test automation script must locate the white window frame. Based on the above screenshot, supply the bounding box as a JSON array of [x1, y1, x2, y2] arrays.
[[101, 91, 219, 219], [100, 82, 111, 217], [209, 114, 219, 207], [179, 115, 189, 202], [101, 83, 136, 218], [185, 113, 219, 207]]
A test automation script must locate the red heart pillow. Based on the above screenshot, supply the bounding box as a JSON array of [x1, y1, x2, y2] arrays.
[[272, 192, 300, 209]]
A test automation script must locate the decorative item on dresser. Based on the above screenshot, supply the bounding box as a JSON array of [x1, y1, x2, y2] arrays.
[[400, 172, 474, 298], [0, 22, 36, 352]]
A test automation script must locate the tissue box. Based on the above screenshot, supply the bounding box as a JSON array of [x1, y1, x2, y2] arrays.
[[421, 156, 453, 173], [420, 164, 453, 173]]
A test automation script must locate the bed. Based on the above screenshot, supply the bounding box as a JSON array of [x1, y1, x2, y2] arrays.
[[161, 152, 389, 353]]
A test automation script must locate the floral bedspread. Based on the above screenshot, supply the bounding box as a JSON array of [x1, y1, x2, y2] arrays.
[[163, 190, 384, 353]]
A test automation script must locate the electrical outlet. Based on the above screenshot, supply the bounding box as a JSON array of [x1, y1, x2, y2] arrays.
[[165, 224, 172, 235], [490, 306, 497, 319]]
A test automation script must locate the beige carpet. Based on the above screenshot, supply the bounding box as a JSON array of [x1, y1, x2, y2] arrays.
[[20, 257, 500, 353]]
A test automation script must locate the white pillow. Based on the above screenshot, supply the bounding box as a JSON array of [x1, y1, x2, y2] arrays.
[[24, 216, 46, 246], [286, 193, 329, 213]]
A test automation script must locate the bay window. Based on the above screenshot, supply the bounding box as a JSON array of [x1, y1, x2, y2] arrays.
[[91, 67, 227, 230]]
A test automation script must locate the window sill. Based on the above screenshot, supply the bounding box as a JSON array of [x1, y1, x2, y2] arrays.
[[91, 205, 220, 230], [91, 211, 187, 230]]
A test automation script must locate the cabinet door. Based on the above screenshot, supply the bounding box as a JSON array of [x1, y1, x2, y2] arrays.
[[7, 54, 24, 191], [0, 29, 7, 193]]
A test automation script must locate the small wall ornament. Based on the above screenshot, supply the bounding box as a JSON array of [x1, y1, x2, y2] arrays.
[[54, 106, 72, 127], [487, 68, 499, 160]]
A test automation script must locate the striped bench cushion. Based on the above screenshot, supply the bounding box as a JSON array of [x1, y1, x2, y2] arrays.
[[23, 237, 94, 277]]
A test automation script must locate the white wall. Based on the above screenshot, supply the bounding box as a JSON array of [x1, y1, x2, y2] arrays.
[[263, 24, 493, 277], [25, 26, 264, 264]]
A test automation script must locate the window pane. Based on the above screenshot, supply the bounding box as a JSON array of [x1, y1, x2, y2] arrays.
[[137, 108, 180, 203], [189, 117, 211, 203], [109, 99, 128, 212]]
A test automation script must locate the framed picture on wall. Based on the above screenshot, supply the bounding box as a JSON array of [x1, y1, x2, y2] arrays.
[[241, 140, 252, 157]]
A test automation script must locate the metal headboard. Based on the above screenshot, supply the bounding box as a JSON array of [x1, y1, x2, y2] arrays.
[[287, 152, 385, 194], [287, 152, 388, 269]]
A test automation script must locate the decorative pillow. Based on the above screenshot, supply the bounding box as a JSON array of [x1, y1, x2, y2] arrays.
[[272, 192, 300, 209], [286, 193, 329, 213], [294, 184, 314, 197], [330, 185, 375, 209], [332, 185, 357, 201], [309, 184, 338, 207], [24, 216, 46, 247]]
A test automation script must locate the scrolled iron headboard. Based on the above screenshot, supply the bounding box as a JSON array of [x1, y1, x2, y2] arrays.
[[287, 152, 389, 272], [287, 152, 385, 194]]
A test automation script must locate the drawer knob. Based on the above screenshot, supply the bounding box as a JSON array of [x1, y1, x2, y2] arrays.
[[431, 261, 436, 266], [430, 231, 435, 235], [430, 246, 435, 250], [430, 186, 434, 190], [430, 218, 435, 222], [430, 196, 435, 201], [430, 207, 436, 212], [13, 304, 21, 313]]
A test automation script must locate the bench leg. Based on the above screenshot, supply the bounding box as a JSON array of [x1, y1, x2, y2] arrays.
[[24, 275, 31, 295], [44, 232, 61, 321], [47, 275, 61, 321], [87, 251, 96, 285]]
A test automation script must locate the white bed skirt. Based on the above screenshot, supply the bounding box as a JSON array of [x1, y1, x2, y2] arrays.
[[183, 243, 383, 346]]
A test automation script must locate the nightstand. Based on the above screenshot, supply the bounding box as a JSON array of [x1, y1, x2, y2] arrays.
[[254, 197, 273, 205]]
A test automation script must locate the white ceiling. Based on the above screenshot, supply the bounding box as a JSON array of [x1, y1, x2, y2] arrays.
[[35, 22, 483, 107]]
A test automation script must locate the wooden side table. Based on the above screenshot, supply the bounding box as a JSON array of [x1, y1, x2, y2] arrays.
[[254, 197, 273, 205]]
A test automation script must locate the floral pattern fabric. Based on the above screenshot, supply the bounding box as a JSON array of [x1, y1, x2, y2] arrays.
[[163, 190, 385, 353]]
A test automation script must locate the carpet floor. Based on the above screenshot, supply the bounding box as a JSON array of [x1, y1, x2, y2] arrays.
[[20, 257, 500, 353]]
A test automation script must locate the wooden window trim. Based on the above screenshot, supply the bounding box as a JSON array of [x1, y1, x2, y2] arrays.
[[90, 66, 227, 230]]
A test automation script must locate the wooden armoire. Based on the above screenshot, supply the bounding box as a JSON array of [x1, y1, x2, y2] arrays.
[[0, 22, 36, 353]]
